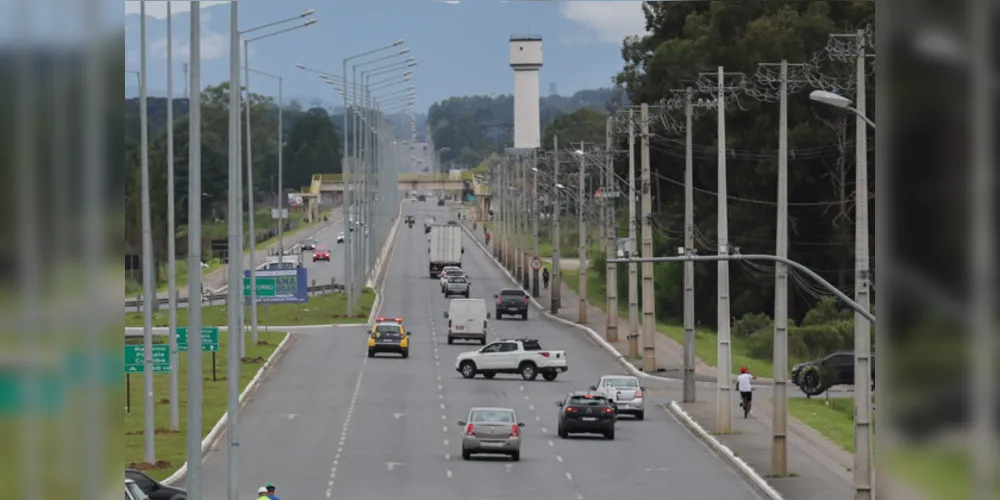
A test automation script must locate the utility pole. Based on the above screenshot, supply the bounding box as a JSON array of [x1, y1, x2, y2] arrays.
[[341, 59, 353, 316], [683, 90, 696, 402], [226, 3, 241, 499], [243, 41, 259, 347], [138, 1, 156, 464], [772, 60, 790, 475], [604, 117, 618, 342], [165, 0, 179, 432], [531, 150, 540, 297], [851, 29, 873, 500], [627, 108, 639, 359], [577, 142, 587, 324], [715, 66, 733, 434], [185, 4, 204, 497], [276, 75, 285, 256], [639, 104, 655, 373], [551, 137, 561, 312], [519, 156, 527, 288]]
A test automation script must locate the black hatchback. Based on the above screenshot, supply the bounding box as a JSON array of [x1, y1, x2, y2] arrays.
[[556, 392, 616, 440]]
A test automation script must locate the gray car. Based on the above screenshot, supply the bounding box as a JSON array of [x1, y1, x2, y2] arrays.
[[457, 407, 524, 461], [444, 276, 471, 297]]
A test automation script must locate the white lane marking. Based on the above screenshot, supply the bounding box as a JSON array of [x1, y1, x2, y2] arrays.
[[445, 452, 451, 460], [443, 439, 449, 446], [528, 404, 534, 411], [437, 375, 442, 381], [328, 480, 334, 487], [442, 425, 448, 432], [548, 440, 554, 447], [577, 494, 584, 500], [535, 415, 540, 421], [438, 384, 443, 390], [541, 427, 547, 434], [519, 385, 524, 391], [446, 469, 453, 478], [440, 403, 446, 410], [439, 394, 444, 399], [326, 488, 332, 498], [556, 455, 563, 463], [441, 414, 446, 420], [565, 472, 573, 481], [327, 354, 367, 488]]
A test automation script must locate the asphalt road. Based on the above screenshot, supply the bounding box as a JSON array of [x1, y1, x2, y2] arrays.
[[198, 199, 764, 500]]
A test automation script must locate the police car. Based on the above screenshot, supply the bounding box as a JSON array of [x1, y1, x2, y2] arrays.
[[368, 317, 412, 358]]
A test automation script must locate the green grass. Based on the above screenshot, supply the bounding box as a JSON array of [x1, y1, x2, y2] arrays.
[[124, 288, 377, 327], [787, 397, 858, 452], [889, 446, 1000, 500], [124, 330, 285, 479]]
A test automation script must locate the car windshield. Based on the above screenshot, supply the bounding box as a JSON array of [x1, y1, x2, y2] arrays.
[[126, 483, 149, 500], [568, 395, 609, 406], [500, 290, 525, 297], [374, 325, 402, 336], [445, 270, 464, 277], [604, 378, 639, 388], [449, 277, 466, 283], [470, 410, 515, 423], [265, 262, 296, 270]]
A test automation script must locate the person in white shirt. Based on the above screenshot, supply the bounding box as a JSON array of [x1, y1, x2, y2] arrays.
[[735, 367, 757, 417]]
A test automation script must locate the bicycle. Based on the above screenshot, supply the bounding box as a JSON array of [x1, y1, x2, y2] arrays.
[[738, 389, 754, 418]]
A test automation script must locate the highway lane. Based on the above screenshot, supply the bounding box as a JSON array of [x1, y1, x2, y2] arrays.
[[327, 200, 764, 500]]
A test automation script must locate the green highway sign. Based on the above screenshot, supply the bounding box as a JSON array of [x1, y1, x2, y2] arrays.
[[244, 276, 277, 297], [124, 345, 171, 373], [177, 327, 220, 352]]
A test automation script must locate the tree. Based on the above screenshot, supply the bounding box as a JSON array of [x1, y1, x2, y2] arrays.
[[541, 108, 608, 150], [283, 107, 341, 191]]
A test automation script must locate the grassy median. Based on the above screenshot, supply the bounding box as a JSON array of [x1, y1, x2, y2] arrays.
[[124, 288, 376, 327], [124, 330, 285, 480]]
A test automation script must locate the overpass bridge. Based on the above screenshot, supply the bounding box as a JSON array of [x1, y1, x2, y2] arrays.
[[303, 172, 492, 219]]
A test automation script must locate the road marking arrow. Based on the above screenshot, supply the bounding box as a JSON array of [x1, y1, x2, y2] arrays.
[[385, 462, 403, 471]]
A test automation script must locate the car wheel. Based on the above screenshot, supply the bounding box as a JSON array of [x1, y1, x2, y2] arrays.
[[605, 428, 615, 440], [367, 351, 374, 358], [541, 372, 558, 381], [462, 449, 471, 460], [482, 372, 496, 379], [510, 451, 520, 462], [480, 337, 487, 345], [168, 495, 186, 500], [634, 411, 644, 421], [447, 336, 454, 345], [519, 362, 538, 381], [522, 311, 528, 320], [460, 361, 477, 379], [558, 426, 568, 439], [401, 352, 408, 359]]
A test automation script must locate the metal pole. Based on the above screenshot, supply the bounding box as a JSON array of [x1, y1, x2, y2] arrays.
[[277, 76, 284, 256], [243, 40, 259, 346], [521, 156, 529, 288], [226, 3, 241, 499], [352, 68, 360, 298], [531, 151, 539, 297], [341, 58, 353, 315], [772, 61, 789, 475], [852, 31, 873, 500], [165, 1, 180, 432], [577, 143, 587, 324], [604, 117, 618, 342], [715, 67, 733, 433], [627, 109, 639, 359], [551, 138, 561, 312], [185, 5, 204, 497], [683, 92, 696, 402], [639, 104, 655, 373], [138, 1, 156, 464]]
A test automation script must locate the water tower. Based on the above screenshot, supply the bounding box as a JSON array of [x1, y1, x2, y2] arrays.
[[510, 35, 542, 149]]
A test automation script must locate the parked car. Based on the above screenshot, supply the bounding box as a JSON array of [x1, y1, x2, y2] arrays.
[[790, 351, 875, 396], [126, 469, 186, 500]]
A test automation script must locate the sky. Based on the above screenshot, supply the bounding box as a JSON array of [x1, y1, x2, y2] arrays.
[[123, 0, 649, 113]]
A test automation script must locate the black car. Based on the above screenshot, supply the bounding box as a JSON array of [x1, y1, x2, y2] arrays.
[[126, 469, 186, 500], [556, 392, 616, 440], [417, 194, 426, 201], [494, 288, 529, 320], [790, 351, 875, 396], [300, 239, 317, 251], [437, 199, 446, 206]]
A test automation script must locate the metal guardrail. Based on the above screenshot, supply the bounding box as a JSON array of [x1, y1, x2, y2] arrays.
[[125, 282, 346, 312]]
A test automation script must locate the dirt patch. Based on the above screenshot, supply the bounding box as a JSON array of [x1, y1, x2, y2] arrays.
[[159, 398, 170, 404], [241, 356, 266, 364], [127, 460, 174, 471], [126, 428, 180, 436], [255, 340, 271, 346]]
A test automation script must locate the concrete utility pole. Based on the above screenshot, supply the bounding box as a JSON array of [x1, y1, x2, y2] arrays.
[[165, 0, 179, 432], [851, 29, 873, 500], [531, 150, 540, 297], [627, 108, 639, 359], [604, 117, 619, 342], [243, 40, 260, 347], [683, 91, 696, 402], [226, 3, 241, 499], [577, 142, 587, 324], [772, 60, 790, 475], [639, 103, 655, 373], [715, 66, 734, 434], [276, 75, 285, 256], [519, 156, 528, 288], [138, 1, 156, 464], [551, 136, 561, 312], [185, 4, 204, 497]]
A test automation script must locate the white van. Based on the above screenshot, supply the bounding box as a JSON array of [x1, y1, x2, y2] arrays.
[[444, 298, 491, 345]]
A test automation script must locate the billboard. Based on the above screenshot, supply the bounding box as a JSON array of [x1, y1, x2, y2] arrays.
[[288, 193, 304, 207]]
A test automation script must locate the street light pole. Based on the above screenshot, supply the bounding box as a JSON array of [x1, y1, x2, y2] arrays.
[[242, 39, 259, 347], [165, 0, 180, 433], [627, 108, 639, 360], [277, 75, 284, 256], [138, 1, 156, 465], [532, 151, 539, 298], [577, 144, 587, 324], [551, 138, 561, 312], [225, 3, 241, 499]]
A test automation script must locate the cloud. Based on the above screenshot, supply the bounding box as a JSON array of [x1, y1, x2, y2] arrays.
[[558, 1, 646, 44], [124, 1, 229, 20], [147, 12, 228, 61]]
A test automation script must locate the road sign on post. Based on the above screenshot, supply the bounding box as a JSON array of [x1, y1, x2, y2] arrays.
[[176, 326, 220, 352], [530, 257, 542, 271], [244, 267, 309, 303], [124, 345, 171, 373]]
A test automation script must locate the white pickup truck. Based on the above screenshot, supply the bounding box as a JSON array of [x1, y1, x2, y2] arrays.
[[455, 338, 568, 381]]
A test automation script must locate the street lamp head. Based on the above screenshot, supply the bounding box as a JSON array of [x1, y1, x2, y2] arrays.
[[303, 19, 318, 26], [407, 62, 418, 67], [809, 90, 852, 108], [300, 8, 316, 17], [573, 150, 584, 156], [393, 39, 404, 46], [399, 49, 410, 55], [295, 63, 307, 69], [405, 57, 416, 62], [555, 183, 566, 189]]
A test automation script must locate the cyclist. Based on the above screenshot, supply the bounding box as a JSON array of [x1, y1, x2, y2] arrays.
[[257, 487, 269, 499], [484, 231, 491, 246], [735, 367, 757, 418], [265, 483, 280, 500]]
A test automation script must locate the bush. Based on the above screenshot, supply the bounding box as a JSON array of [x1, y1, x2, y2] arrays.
[[789, 323, 852, 359], [733, 312, 772, 340]]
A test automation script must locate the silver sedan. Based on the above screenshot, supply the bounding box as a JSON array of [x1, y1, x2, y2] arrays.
[[457, 407, 524, 461]]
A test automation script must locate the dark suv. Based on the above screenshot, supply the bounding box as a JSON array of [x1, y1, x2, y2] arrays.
[[790, 351, 875, 396], [494, 288, 529, 320], [126, 469, 186, 500], [556, 391, 617, 440]]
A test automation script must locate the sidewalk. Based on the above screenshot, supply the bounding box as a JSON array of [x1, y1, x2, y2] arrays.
[[459, 218, 911, 500]]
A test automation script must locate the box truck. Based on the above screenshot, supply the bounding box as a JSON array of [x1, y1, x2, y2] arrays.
[[428, 223, 463, 278]]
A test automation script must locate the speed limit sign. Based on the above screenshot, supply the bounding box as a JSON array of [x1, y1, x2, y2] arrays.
[[530, 257, 542, 270]]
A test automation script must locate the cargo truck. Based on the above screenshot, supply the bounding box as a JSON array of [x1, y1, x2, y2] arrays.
[[428, 223, 463, 278]]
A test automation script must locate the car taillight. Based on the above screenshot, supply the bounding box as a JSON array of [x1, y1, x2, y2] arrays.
[[511, 424, 519, 437], [497, 297, 502, 304], [601, 407, 614, 414], [565, 407, 575, 412], [524, 296, 529, 304], [539, 352, 549, 357], [634, 390, 643, 398], [465, 424, 475, 435]]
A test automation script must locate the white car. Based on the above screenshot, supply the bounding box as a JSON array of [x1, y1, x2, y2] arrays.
[[591, 375, 646, 420], [455, 338, 567, 381], [337, 232, 345, 244], [439, 266, 464, 290]]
